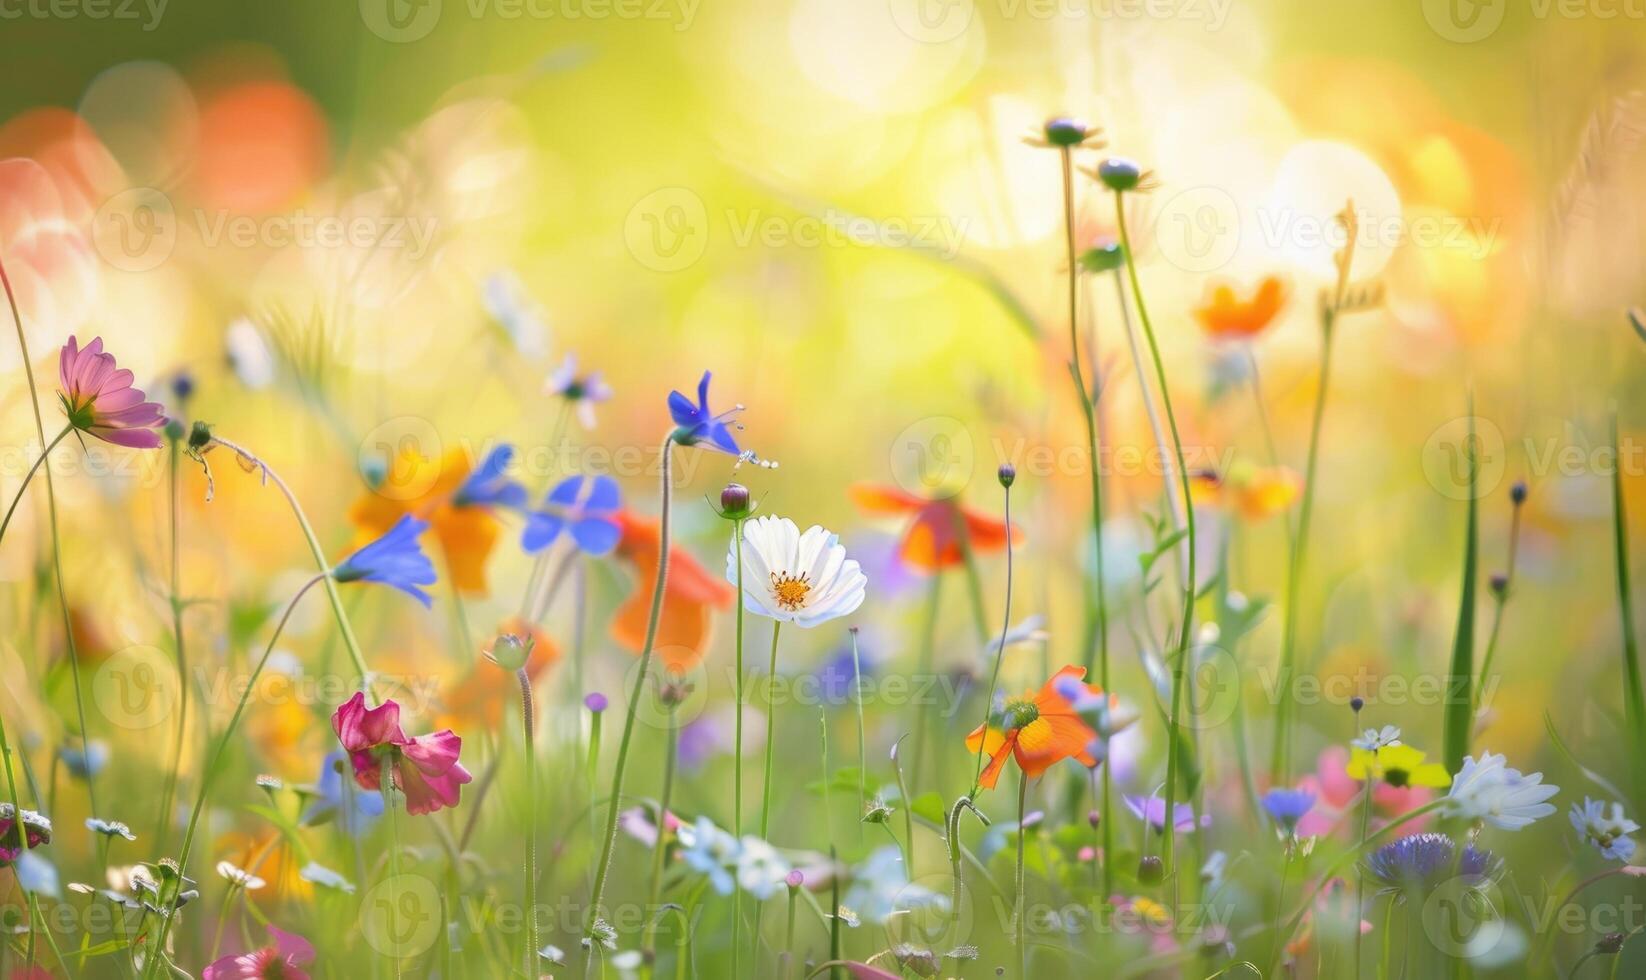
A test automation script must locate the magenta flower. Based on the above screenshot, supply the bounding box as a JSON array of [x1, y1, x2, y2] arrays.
[[57, 336, 164, 448], [202, 925, 314, 979], [331, 692, 472, 816]]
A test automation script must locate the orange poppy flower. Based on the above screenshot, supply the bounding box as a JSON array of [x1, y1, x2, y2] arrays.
[[847, 483, 1020, 573], [349, 448, 500, 596], [964, 665, 1103, 789], [1193, 276, 1288, 339], [611, 511, 735, 673], [440, 618, 561, 731]]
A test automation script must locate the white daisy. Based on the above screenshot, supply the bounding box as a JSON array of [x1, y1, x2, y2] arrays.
[[728, 515, 867, 627], [1446, 752, 1559, 830], [1352, 725, 1402, 751], [214, 860, 266, 891]]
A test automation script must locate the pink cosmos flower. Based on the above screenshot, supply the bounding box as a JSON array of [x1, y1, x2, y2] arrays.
[[332, 692, 472, 816], [202, 925, 314, 979], [58, 335, 164, 448]]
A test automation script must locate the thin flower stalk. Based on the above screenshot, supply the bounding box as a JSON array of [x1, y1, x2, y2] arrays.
[[1612, 409, 1646, 809], [0, 250, 98, 819], [584, 433, 675, 966], [1114, 190, 1198, 877]]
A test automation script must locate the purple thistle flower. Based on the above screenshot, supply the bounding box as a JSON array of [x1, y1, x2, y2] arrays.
[[333, 515, 439, 607], [584, 692, 609, 713], [1365, 832, 1501, 894]]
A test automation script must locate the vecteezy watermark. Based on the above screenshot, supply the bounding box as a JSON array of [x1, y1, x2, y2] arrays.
[[622, 187, 971, 272], [91, 188, 440, 273], [1421, 417, 1646, 499], [1152, 191, 1504, 274], [888, 0, 1233, 44], [1424, 0, 1646, 43], [358, 0, 698, 43], [0, 0, 166, 31]]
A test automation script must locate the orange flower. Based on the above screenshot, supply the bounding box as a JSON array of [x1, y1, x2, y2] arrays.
[[440, 618, 561, 731], [848, 483, 1020, 573], [611, 511, 735, 673], [349, 448, 501, 596], [1193, 276, 1288, 339], [1192, 464, 1302, 522], [964, 666, 1103, 789]]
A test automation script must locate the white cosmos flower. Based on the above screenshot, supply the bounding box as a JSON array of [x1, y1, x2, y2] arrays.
[[728, 515, 867, 627], [1446, 752, 1559, 830]]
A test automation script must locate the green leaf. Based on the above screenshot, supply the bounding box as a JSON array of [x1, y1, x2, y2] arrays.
[[1442, 404, 1478, 774], [909, 791, 946, 827]]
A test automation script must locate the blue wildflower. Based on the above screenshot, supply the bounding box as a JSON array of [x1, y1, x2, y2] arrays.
[[667, 371, 774, 467], [301, 751, 385, 836], [521, 474, 621, 556], [453, 445, 529, 510], [1261, 787, 1317, 835], [1365, 833, 1500, 895], [332, 515, 439, 608], [679, 816, 739, 895], [1571, 798, 1640, 862], [59, 740, 108, 780]]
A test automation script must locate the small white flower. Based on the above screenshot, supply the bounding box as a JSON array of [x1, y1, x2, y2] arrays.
[[225, 317, 275, 390], [735, 837, 791, 901], [1352, 725, 1402, 751], [214, 861, 266, 891], [481, 270, 550, 358], [1446, 752, 1559, 830], [1571, 798, 1640, 862], [728, 515, 867, 627]]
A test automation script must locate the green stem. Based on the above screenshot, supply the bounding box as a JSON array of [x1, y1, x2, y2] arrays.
[[732, 516, 746, 980], [146, 572, 327, 980], [971, 479, 1014, 797], [910, 574, 941, 788], [1114, 191, 1197, 878], [155, 438, 188, 854], [584, 434, 675, 965], [0, 251, 98, 820], [1269, 289, 1341, 782], [753, 620, 786, 966], [0, 425, 71, 547], [1611, 409, 1646, 810], [206, 435, 373, 696], [1060, 147, 1108, 689], [850, 627, 866, 820], [645, 701, 679, 963], [519, 666, 539, 973], [1015, 772, 1030, 980]]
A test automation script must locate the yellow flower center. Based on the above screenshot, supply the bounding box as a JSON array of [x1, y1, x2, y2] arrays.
[[770, 572, 811, 611]]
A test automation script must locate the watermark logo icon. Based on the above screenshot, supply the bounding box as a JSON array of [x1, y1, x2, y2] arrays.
[[887, 0, 974, 42], [1153, 185, 1240, 273], [360, 416, 444, 501], [624, 187, 708, 272], [93, 645, 178, 730], [1422, 0, 1507, 42], [890, 416, 974, 500], [92, 188, 176, 273], [361, 872, 442, 958], [1421, 416, 1506, 501], [360, 0, 443, 42]]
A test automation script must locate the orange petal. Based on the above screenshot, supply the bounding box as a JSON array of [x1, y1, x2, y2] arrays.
[[847, 482, 924, 516]]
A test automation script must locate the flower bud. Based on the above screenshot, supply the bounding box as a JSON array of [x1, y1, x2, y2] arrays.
[[163, 417, 186, 443], [584, 692, 608, 714], [488, 633, 531, 672], [720, 482, 752, 519], [1137, 855, 1164, 884], [1488, 573, 1509, 599], [785, 869, 804, 889], [1097, 158, 1143, 192], [1349, 696, 1364, 713], [1510, 480, 1528, 505], [998, 463, 1016, 488], [1043, 117, 1093, 147]]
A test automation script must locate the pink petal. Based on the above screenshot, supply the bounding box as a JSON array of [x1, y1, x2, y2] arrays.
[[331, 693, 407, 753], [268, 926, 314, 966], [57, 335, 80, 392], [401, 729, 464, 776], [397, 758, 471, 815], [200, 952, 261, 979], [88, 425, 163, 449]]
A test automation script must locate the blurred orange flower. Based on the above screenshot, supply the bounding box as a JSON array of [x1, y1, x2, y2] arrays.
[[441, 618, 560, 731], [349, 448, 499, 596], [611, 511, 735, 673], [964, 665, 1101, 789], [1193, 277, 1288, 340], [848, 483, 1020, 573], [1192, 464, 1301, 522]]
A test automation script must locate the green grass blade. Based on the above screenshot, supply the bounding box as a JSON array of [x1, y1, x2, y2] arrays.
[[1443, 405, 1478, 774]]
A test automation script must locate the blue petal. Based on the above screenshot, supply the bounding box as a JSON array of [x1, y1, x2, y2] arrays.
[[546, 475, 587, 507], [705, 421, 741, 456], [668, 389, 700, 426], [584, 475, 621, 511], [522, 512, 567, 553], [570, 516, 621, 556]]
